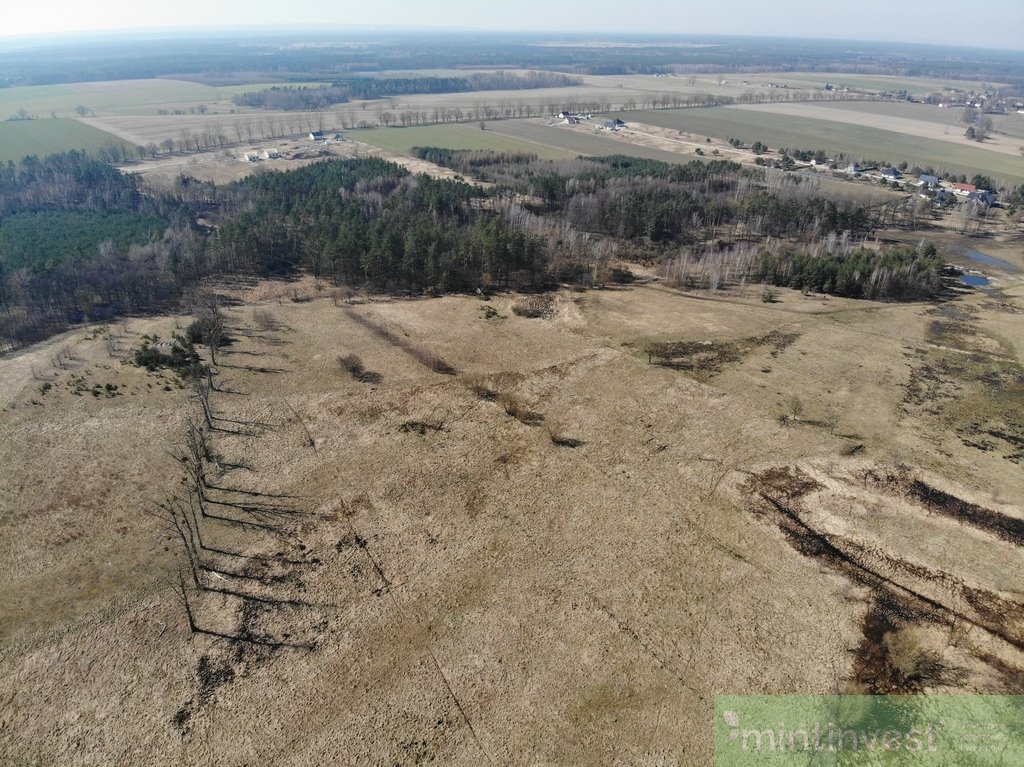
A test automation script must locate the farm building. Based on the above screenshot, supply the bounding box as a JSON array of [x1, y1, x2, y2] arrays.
[[603, 118, 626, 131], [309, 131, 325, 141], [881, 167, 902, 179], [917, 174, 939, 187], [953, 182, 977, 196]]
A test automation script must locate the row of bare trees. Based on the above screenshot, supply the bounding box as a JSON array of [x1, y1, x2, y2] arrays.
[[152, 307, 316, 651]]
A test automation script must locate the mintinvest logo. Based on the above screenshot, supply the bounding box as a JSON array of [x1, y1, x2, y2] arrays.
[[714, 695, 1024, 765]]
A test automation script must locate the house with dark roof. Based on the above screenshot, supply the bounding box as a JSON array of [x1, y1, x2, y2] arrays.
[[603, 118, 625, 130], [917, 174, 939, 187], [881, 167, 903, 179], [968, 191, 998, 206]]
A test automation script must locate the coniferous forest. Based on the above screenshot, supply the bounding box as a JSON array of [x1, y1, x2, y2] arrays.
[[0, 149, 945, 350]]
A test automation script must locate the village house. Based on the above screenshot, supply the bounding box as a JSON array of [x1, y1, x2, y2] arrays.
[[308, 131, 325, 141]]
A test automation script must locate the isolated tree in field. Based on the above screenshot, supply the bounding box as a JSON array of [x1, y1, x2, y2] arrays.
[[187, 291, 226, 365]]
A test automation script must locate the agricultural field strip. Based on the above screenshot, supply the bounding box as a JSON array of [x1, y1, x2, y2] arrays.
[[615, 108, 1024, 185], [0, 78, 313, 118], [732, 102, 1023, 157], [579, 72, 1002, 96]]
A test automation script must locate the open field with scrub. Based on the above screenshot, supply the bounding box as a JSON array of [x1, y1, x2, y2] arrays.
[[351, 123, 576, 160], [615, 107, 1024, 185], [1, 240, 1023, 763]]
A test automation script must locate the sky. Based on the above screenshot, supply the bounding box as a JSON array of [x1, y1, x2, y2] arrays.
[[3, 0, 1024, 51]]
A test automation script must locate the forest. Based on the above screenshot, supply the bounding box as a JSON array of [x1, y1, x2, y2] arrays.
[[232, 72, 582, 111], [0, 149, 946, 351], [3, 32, 1023, 87]]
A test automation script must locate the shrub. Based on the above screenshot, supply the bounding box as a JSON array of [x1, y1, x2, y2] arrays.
[[511, 295, 553, 318], [481, 304, 503, 319], [761, 289, 777, 303], [339, 353, 364, 375], [133, 337, 206, 379], [339, 353, 382, 384], [185, 315, 225, 347], [463, 373, 497, 400], [252, 309, 277, 331], [498, 392, 544, 426], [610, 267, 636, 284], [883, 629, 950, 688]]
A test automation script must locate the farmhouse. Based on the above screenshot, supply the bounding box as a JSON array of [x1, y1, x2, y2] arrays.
[[881, 167, 902, 180], [953, 182, 977, 196], [603, 118, 626, 131], [917, 174, 939, 187], [308, 131, 325, 141]]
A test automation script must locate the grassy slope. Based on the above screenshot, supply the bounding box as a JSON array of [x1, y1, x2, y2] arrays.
[[0, 119, 133, 163], [618, 108, 1024, 185]]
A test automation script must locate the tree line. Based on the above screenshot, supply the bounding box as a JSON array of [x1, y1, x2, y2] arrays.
[[232, 71, 582, 111], [0, 148, 950, 351]]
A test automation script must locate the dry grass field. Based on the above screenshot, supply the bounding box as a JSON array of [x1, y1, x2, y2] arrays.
[[2, 235, 1023, 764]]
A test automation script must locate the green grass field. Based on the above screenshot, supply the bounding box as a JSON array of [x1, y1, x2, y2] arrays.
[[0, 119, 133, 163], [0, 79, 295, 119], [351, 123, 577, 160], [618, 108, 1024, 185]]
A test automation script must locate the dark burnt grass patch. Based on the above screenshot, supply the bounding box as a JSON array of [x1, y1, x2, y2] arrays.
[[743, 466, 1024, 692], [648, 329, 800, 379]]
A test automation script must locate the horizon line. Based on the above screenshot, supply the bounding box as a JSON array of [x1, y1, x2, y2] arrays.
[[1, 25, 1023, 54]]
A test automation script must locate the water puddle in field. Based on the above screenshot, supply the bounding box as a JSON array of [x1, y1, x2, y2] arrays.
[[960, 273, 990, 287], [963, 249, 1019, 273]]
